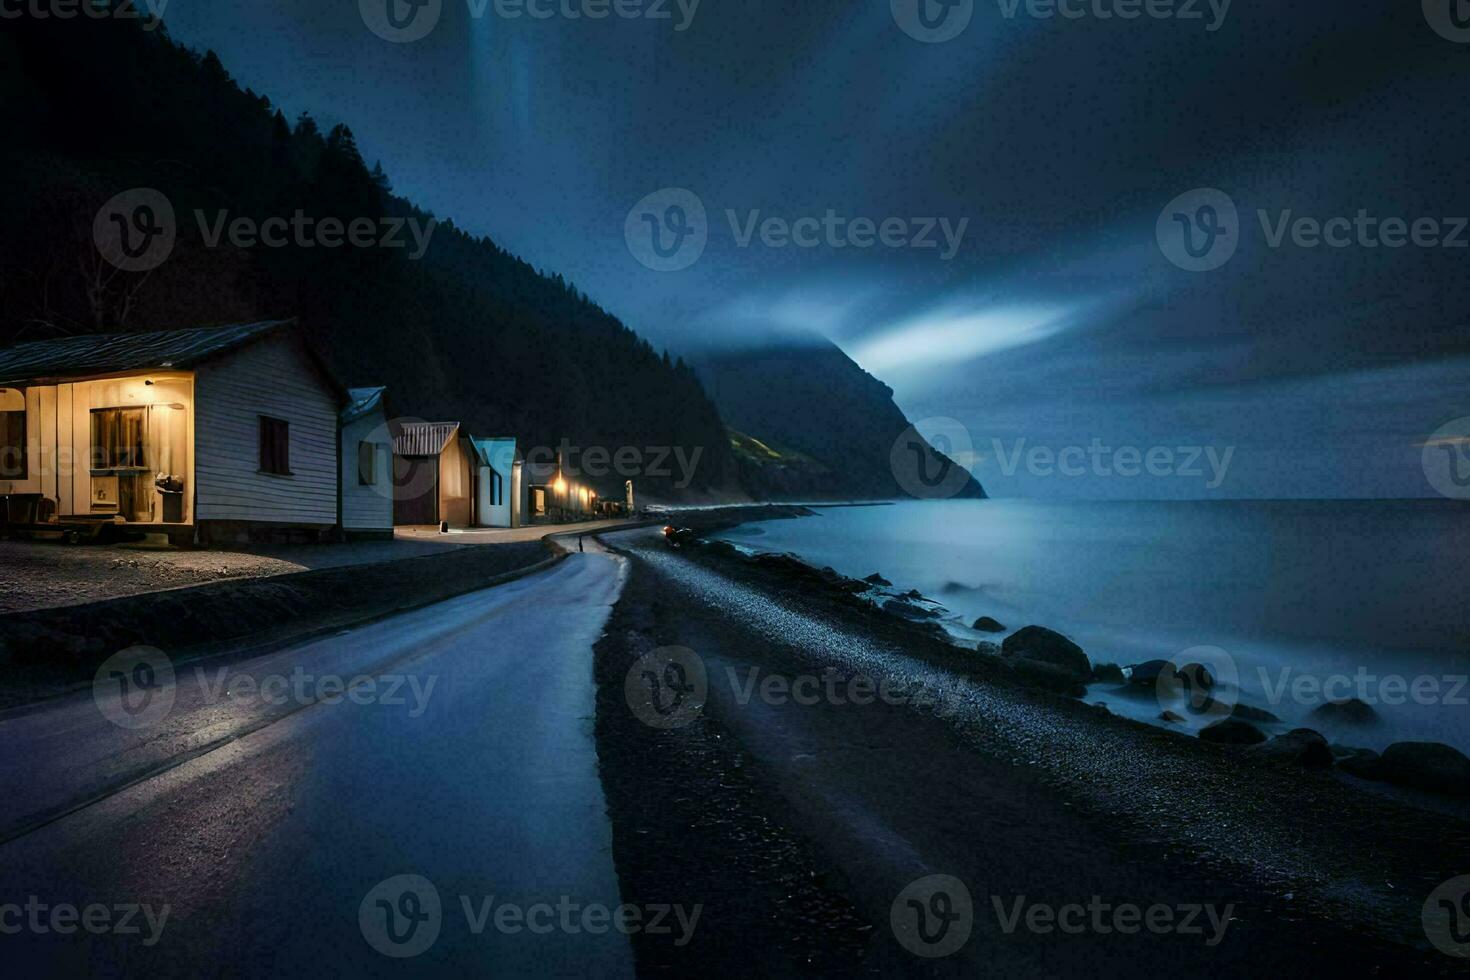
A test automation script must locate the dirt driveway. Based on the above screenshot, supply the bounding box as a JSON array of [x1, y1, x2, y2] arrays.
[[0, 520, 633, 614]]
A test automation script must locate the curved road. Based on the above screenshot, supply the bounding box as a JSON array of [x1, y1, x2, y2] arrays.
[[0, 548, 633, 978]]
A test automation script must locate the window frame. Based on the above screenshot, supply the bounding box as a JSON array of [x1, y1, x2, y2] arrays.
[[258, 415, 292, 476], [357, 440, 377, 486], [89, 406, 148, 472]]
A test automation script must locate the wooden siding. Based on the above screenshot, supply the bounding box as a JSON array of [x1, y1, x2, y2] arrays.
[[194, 333, 339, 524], [440, 436, 473, 527], [341, 407, 394, 531]]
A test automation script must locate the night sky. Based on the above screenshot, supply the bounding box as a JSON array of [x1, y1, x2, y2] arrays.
[[159, 1, 1469, 498]]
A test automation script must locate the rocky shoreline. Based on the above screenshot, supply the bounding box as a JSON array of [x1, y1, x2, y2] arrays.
[[663, 509, 1470, 802], [597, 515, 1470, 969]]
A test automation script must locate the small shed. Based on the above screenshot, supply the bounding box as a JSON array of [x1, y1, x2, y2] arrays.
[[339, 387, 394, 539], [469, 436, 523, 528], [392, 421, 473, 527]]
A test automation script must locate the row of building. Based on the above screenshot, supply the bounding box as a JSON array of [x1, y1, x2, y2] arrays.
[[0, 321, 628, 544]]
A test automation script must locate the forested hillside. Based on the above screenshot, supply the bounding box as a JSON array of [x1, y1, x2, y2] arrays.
[[0, 11, 734, 498]]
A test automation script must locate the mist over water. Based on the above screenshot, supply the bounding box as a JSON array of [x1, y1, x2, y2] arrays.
[[716, 500, 1470, 753]]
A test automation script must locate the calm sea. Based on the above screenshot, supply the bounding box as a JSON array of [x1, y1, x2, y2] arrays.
[[716, 499, 1470, 752]]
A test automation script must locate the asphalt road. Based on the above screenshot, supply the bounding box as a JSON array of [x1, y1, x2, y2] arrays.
[[0, 550, 634, 978]]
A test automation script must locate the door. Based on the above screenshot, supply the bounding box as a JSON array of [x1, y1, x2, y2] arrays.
[[392, 456, 439, 525]]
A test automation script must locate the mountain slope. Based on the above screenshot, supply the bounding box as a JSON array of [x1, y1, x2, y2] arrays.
[[693, 339, 985, 501], [0, 13, 734, 498]]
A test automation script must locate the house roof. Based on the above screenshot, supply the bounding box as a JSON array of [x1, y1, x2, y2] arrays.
[[394, 421, 460, 457], [341, 386, 386, 424], [469, 436, 521, 471], [0, 321, 295, 386]]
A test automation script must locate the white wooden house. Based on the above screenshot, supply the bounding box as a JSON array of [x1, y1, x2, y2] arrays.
[[469, 436, 523, 528], [339, 386, 394, 539], [0, 321, 347, 544]]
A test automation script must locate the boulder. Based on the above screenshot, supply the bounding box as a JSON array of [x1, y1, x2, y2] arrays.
[[1374, 742, 1470, 796], [1230, 703, 1281, 724], [975, 641, 1002, 656], [1008, 658, 1087, 697], [863, 573, 893, 587], [1092, 663, 1125, 684], [1159, 710, 1184, 723], [1308, 698, 1380, 727], [1130, 660, 1216, 698], [1248, 728, 1333, 767], [1198, 719, 1267, 745], [1126, 660, 1169, 686], [1001, 626, 1091, 682], [972, 616, 1006, 633]]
